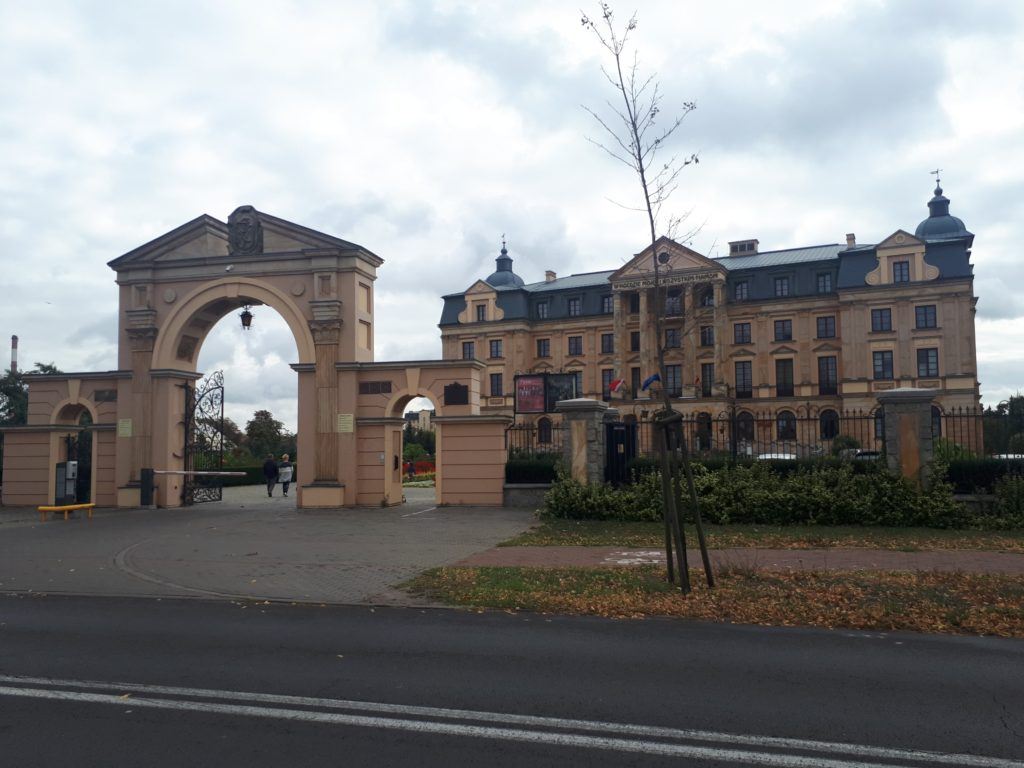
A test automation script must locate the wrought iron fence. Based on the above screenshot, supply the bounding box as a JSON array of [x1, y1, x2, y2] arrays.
[[506, 421, 564, 459], [633, 409, 883, 460], [937, 406, 1024, 458]]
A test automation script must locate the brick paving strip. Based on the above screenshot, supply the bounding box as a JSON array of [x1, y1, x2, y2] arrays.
[[455, 546, 1024, 574]]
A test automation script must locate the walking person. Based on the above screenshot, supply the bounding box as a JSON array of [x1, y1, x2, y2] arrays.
[[262, 454, 279, 497], [278, 454, 294, 497]]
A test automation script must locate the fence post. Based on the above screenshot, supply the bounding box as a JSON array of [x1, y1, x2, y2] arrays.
[[876, 388, 936, 489], [555, 398, 609, 485]]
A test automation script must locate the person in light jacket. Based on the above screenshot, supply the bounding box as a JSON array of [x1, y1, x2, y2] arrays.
[[262, 455, 279, 497], [278, 454, 294, 497]]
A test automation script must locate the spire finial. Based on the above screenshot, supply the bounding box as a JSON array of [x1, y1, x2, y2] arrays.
[[930, 167, 943, 194], [500, 233, 507, 255]]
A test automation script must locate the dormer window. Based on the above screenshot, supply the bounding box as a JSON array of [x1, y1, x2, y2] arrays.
[[893, 261, 910, 283], [536, 302, 549, 319], [475, 304, 486, 322], [729, 239, 759, 255]]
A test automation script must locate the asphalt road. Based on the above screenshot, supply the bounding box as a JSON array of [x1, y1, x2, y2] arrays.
[[1, 594, 1022, 767]]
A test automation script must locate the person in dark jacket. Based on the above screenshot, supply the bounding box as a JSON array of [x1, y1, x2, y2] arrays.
[[262, 455, 279, 497]]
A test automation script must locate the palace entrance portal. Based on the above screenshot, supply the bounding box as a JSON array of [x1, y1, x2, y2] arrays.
[[1, 207, 509, 510]]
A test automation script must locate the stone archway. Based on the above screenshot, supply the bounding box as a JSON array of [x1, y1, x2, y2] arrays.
[[106, 206, 383, 508]]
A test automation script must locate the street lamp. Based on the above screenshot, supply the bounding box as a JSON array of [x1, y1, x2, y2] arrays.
[[239, 305, 253, 330]]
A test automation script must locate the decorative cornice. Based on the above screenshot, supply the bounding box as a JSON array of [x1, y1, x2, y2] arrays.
[[149, 368, 204, 380], [22, 370, 132, 381]]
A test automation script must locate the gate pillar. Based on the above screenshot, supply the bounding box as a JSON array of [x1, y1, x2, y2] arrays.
[[556, 398, 609, 485]]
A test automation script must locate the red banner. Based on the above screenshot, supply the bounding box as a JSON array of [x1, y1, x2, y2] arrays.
[[515, 375, 546, 413]]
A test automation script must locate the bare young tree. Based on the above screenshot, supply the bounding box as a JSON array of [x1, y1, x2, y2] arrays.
[[581, 2, 713, 592]]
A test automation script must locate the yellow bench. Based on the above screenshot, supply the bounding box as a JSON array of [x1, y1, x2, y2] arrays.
[[37, 503, 96, 522]]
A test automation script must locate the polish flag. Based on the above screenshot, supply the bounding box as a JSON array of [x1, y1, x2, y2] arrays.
[[609, 378, 626, 393]]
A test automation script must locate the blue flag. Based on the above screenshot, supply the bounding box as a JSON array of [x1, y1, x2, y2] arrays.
[[640, 373, 661, 391]]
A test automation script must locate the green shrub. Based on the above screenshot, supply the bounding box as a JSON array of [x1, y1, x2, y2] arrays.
[[933, 437, 976, 462], [506, 454, 561, 484], [830, 434, 861, 455], [541, 462, 1005, 529], [946, 458, 1024, 493]]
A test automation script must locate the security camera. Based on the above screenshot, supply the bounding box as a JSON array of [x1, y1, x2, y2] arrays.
[[225, 264, 234, 272]]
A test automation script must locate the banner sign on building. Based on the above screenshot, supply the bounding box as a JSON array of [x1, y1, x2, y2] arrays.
[[514, 373, 578, 414]]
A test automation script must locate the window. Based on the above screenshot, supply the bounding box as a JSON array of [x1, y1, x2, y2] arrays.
[[536, 302, 549, 319], [736, 411, 754, 442], [893, 260, 910, 283], [536, 338, 550, 358], [568, 336, 583, 356], [735, 361, 753, 398], [871, 308, 892, 332], [476, 304, 486, 322], [874, 409, 886, 440], [915, 305, 937, 329], [699, 326, 714, 347], [734, 323, 751, 345], [776, 410, 797, 441], [567, 297, 581, 317], [699, 290, 714, 307], [873, 350, 894, 380], [816, 316, 836, 339], [774, 277, 790, 297], [917, 347, 939, 378], [571, 370, 583, 397], [665, 364, 682, 397], [489, 373, 503, 397], [775, 359, 794, 397], [734, 281, 749, 301], [601, 369, 614, 401], [630, 331, 640, 352], [695, 412, 713, 450], [664, 290, 682, 316], [931, 406, 942, 438], [600, 333, 614, 354], [700, 363, 714, 397], [665, 328, 681, 348], [820, 410, 839, 440], [774, 319, 792, 341], [631, 367, 641, 396], [461, 341, 475, 360], [817, 272, 833, 293], [601, 295, 614, 314], [818, 356, 838, 395], [489, 339, 503, 359], [538, 417, 552, 444], [628, 292, 640, 313]]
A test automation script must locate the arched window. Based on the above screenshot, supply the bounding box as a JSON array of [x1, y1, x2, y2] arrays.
[[819, 409, 839, 440], [777, 410, 797, 441], [931, 406, 942, 438], [537, 417, 552, 444], [736, 411, 755, 442]]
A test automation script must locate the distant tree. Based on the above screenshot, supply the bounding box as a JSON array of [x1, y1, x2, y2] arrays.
[[0, 362, 62, 426], [245, 409, 287, 459], [403, 442, 428, 463], [404, 424, 435, 456]]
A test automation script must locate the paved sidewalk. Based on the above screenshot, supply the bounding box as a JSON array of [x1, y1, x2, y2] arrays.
[[0, 485, 535, 605], [456, 545, 1024, 574]]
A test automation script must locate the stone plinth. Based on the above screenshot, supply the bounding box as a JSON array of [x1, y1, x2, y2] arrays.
[[556, 398, 609, 485], [877, 388, 936, 488]]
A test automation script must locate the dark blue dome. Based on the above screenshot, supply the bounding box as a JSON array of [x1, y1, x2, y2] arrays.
[[486, 243, 524, 287], [915, 183, 968, 240]]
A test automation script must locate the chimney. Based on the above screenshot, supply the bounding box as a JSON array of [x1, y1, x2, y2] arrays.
[[545, 270, 556, 282], [728, 239, 759, 256], [846, 233, 856, 248], [10, 335, 17, 375]]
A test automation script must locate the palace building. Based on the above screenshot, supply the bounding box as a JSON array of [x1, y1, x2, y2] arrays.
[[438, 182, 980, 439]]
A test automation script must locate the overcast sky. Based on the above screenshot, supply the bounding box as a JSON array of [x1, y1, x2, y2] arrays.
[[2, 0, 1021, 432]]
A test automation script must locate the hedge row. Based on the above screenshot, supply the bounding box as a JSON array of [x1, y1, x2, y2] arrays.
[[506, 453, 562, 484], [542, 462, 1024, 530], [946, 458, 1024, 493], [625, 455, 886, 479]]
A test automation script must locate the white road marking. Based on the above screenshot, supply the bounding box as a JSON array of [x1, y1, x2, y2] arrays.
[[0, 675, 1020, 767], [401, 506, 437, 518]]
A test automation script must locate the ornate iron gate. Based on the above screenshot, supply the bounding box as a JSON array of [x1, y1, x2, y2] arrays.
[[182, 370, 225, 505]]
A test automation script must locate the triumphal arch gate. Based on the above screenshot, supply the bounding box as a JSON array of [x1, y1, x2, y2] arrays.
[[1, 208, 507, 509]]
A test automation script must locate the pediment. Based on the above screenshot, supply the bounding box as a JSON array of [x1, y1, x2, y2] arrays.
[[108, 207, 380, 271], [770, 345, 799, 356], [729, 347, 756, 358], [696, 350, 715, 360], [533, 361, 553, 371], [566, 358, 584, 368], [812, 342, 843, 353], [876, 229, 923, 250], [611, 236, 726, 284], [465, 280, 497, 296]]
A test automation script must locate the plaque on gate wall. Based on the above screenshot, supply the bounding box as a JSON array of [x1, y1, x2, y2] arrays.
[[444, 382, 469, 406]]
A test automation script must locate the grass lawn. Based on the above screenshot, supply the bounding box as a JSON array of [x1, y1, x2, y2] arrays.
[[403, 566, 1024, 637], [500, 519, 1024, 553]]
